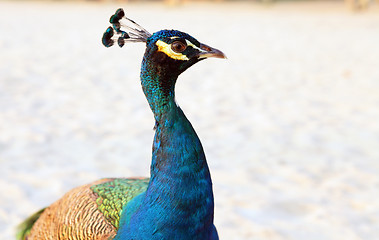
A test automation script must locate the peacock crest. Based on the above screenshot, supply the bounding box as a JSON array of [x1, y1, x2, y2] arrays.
[[102, 8, 152, 48]]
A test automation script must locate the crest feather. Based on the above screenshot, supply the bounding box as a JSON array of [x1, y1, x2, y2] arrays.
[[102, 8, 151, 48]]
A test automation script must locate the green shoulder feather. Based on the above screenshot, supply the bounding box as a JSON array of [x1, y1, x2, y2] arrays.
[[91, 178, 149, 229], [16, 208, 46, 240]]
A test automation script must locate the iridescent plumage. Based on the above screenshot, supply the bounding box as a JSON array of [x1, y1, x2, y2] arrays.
[[91, 178, 149, 229]]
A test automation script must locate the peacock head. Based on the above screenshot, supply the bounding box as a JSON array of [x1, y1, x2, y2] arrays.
[[102, 8, 225, 77], [145, 30, 225, 76]]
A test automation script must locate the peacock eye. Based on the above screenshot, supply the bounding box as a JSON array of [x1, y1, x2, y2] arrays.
[[171, 41, 187, 53]]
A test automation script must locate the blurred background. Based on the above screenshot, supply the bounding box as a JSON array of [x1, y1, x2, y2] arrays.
[[1, 0, 379, 239]]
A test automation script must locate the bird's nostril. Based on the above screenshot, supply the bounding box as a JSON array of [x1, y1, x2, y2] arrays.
[[201, 45, 211, 51]]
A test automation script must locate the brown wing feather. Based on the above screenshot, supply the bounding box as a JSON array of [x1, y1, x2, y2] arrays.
[[27, 179, 116, 240]]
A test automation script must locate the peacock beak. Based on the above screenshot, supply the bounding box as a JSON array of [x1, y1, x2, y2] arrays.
[[197, 43, 226, 59]]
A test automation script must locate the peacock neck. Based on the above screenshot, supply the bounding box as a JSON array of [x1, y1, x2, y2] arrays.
[[140, 53, 178, 123], [144, 96, 215, 238], [149, 99, 211, 185], [130, 60, 215, 238], [140, 59, 212, 188]]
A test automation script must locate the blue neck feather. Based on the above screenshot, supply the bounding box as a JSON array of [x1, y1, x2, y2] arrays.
[[115, 49, 218, 239]]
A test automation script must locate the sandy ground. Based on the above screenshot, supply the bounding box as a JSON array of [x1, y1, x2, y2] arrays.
[[1, 1, 379, 239]]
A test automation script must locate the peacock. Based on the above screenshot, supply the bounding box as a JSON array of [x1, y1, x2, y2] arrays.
[[17, 8, 225, 240]]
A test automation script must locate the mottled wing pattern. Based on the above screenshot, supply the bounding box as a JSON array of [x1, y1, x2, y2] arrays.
[[91, 178, 149, 229], [24, 178, 149, 240]]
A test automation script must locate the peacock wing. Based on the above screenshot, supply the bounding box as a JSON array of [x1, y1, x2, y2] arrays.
[[20, 178, 149, 240]]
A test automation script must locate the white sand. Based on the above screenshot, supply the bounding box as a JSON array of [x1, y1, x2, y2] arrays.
[[1, 1, 379, 239]]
